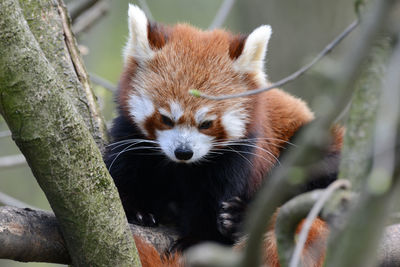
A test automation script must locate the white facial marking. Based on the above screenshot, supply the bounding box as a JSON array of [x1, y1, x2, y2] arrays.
[[222, 108, 248, 139], [156, 127, 214, 163], [128, 94, 154, 131], [195, 106, 217, 124], [123, 4, 155, 63], [170, 101, 184, 121], [233, 25, 272, 86]]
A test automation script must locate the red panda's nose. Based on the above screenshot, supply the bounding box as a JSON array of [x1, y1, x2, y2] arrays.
[[174, 147, 193, 161]]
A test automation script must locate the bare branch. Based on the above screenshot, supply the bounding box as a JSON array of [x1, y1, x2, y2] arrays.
[[190, 19, 359, 100], [0, 130, 11, 139], [72, 0, 109, 36], [368, 31, 400, 195], [240, 0, 394, 265], [289, 180, 350, 267], [325, 28, 400, 267], [0, 206, 177, 264], [67, 0, 99, 21], [90, 72, 117, 92], [0, 154, 26, 169], [0, 192, 35, 209], [137, 0, 154, 21], [208, 0, 236, 30]]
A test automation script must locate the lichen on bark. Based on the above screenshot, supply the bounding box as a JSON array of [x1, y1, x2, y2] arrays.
[[0, 0, 140, 266]]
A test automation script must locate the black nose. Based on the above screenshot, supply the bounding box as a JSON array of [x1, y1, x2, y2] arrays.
[[174, 147, 193, 160]]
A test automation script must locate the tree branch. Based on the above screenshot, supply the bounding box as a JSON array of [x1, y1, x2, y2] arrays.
[[0, 1, 139, 265], [190, 19, 359, 100], [67, 0, 99, 21], [90, 72, 117, 93], [239, 0, 394, 266], [72, 0, 109, 36], [208, 0, 236, 30], [0, 192, 35, 209], [0, 155, 26, 169], [0, 130, 11, 139], [287, 180, 350, 267], [0, 206, 177, 264], [325, 27, 400, 267]]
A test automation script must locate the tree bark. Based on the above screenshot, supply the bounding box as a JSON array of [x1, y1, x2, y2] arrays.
[[0, 0, 140, 266], [338, 40, 391, 190], [19, 0, 108, 151], [0, 206, 177, 264]]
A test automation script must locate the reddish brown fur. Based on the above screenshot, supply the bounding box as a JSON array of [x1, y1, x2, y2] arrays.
[[147, 22, 170, 50], [122, 21, 338, 267], [134, 215, 328, 267], [229, 34, 247, 60], [233, 212, 328, 267], [119, 24, 257, 141], [134, 236, 182, 267], [246, 87, 315, 194]]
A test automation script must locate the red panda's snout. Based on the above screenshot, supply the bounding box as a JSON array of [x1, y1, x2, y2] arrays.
[[127, 93, 251, 163]]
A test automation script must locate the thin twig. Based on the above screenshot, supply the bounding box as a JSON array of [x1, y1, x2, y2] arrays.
[[72, 0, 109, 35], [289, 180, 350, 267], [208, 0, 236, 30], [137, 0, 154, 21], [0, 192, 35, 209], [89, 73, 117, 92], [67, 0, 99, 21], [0, 154, 26, 169], [190, 19, 359, 100], [240, 0, 392, 264], [0, 130, 11, 138]]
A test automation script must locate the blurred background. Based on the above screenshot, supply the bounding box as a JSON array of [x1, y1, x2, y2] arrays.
[[0, 0, 354, 266]]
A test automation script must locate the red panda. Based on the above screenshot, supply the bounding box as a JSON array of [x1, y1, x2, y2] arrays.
[[104, 4, 343, 266]]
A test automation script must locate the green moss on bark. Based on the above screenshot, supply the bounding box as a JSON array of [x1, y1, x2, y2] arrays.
[[0, 1, 140, 266], [338, 40, 391, 190], [19, 0, 108, 151]]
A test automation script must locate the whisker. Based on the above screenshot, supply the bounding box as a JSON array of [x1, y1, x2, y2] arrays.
[[213, 137, 296, 148], [107, 138, 158, 148], [110, 140, 158, 151], [108, 142, 140, 172], [108, 146, 161, 157], [211, 147, 277, 166], [229, 143, 281, 165], [211, 147, 254, 167]]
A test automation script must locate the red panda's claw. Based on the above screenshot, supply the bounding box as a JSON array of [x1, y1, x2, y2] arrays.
[[132, 211, 158, 227], [217, 197, 246, 240]]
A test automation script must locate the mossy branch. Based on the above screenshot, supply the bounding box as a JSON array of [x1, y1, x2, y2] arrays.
[[0, 0, 139, 266]]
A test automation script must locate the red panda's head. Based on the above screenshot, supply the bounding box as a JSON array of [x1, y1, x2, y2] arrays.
[[118, 5, 272, 163]]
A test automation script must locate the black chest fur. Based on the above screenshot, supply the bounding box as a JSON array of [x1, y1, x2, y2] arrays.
[[104, 114, 255, 244]]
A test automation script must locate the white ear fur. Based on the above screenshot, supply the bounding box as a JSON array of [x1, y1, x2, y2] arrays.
[[123, 4, 154, 63], [233, 25, 272, 84]]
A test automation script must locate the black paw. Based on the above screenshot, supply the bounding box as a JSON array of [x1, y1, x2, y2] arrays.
[[217, 196, 246, 240], [128, 211, 158, 227]]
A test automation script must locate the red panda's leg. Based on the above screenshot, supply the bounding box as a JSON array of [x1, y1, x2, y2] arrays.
[[134, 236, 182, 267], [234, 216, 329, 267]]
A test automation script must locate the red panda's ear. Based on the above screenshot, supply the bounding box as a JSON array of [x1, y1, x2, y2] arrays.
[[229, 34, 247, 60], [123, 5, 168, 63], [232, 25, 272, 84], [147, 21, 170, 50]]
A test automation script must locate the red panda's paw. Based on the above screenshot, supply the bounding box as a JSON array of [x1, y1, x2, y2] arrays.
[[129, 211, 158, 227], [217, 197, 246, 240]]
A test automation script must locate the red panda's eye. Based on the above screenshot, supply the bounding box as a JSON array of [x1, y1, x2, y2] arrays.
[[199, 120, 213, 130], [161, 115, 174, 127]]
